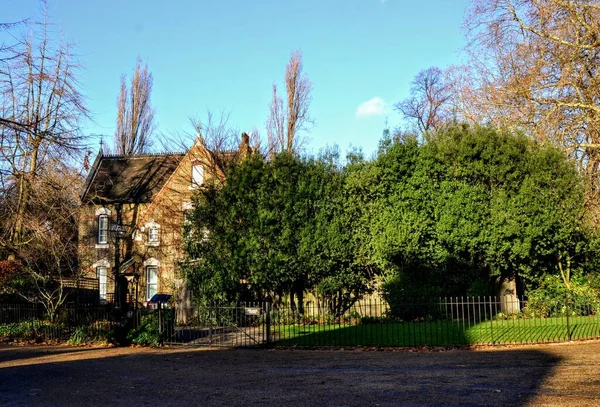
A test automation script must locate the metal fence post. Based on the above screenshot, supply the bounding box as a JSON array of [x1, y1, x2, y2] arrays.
[[31, 307, 36, 338], [265, 302, 271, 346], [565, 292, 572, 341], [208, 307, 213, 346], [488, 296, 494, 345], [158, 303, 164, 346]]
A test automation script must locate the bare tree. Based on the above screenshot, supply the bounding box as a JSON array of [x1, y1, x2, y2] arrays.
[[0, 12, 89, 259], [0, 20, 29, 132], [0, 163, 83, 319], [114, 57, 156, 155], [266, 50, 313, 155], [395, 67, 452, 135], [190, 110, 239, 153], [454, 0, 600, 216]]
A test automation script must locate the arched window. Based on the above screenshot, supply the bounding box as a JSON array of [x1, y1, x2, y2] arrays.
[[144, 258, 160, 301], [98, 215, 108, 244], [95, 207, 111, 247], [92, 259, 110, 301], [146, 266, 158, 301]]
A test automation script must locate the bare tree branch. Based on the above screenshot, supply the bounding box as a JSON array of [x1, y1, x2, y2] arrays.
[[266, 50, 313, 155], [1, 9, 89, 258], [454, 0, 600, 219], [113, 57, 156, 155], [395, 67, 452, 135]]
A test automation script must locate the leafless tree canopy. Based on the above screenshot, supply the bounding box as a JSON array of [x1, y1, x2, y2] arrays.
[[0, 162, 83, 314], [0, 14, 88, 256], [0, 7, 86, 312], [267, 50, 313, 155], [448, 0, 600, 217], [191, 110, 239, 153], [114, 57, 156, 155], [395, 67, 452, 135]]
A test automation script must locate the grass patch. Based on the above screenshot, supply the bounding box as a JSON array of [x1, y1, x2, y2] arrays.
[[273, 315, 600, 347]]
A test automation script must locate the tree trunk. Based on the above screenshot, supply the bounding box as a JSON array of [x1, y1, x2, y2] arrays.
[[9, 142, 40, 255], [289, 291, 297, 314], [497, 275, 520, 314]]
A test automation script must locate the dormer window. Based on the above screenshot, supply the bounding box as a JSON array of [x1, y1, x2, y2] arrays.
[[191, 163, 204, 187], [98, 215, 108, 244]]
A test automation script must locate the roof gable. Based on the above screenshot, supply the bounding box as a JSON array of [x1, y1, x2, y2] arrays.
[[81, 153, 185, 204]]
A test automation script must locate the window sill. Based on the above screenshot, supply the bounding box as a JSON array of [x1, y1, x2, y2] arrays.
[[95, 243, 110, 249], [146, 242, 160, 247]]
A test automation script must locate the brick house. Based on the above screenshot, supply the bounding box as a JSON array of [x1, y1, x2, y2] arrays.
[[78, 134, 251, 306]]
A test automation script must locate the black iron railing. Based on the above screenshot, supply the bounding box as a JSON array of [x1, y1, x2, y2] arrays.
[[2, 295, 599, 348], [0, 303, 115, 343]]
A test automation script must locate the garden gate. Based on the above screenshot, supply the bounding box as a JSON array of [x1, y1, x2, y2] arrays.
[[163, 303, 270, 347]]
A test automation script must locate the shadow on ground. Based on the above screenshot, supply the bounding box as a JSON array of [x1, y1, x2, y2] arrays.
[[0, 344, 106, 364], [1, 343, 598, 406]]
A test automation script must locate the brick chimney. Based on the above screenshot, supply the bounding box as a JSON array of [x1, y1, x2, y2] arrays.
[[238, 132, 251, 159]]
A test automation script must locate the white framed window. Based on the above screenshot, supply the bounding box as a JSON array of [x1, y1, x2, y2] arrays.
[[96, 266, 108, 300], [97, 215, 109, 244], [191, 163, 204, 187], [148, 227, 159, 243], [146, 266, 158, 301], [93, 259, 110, 301], [145, 221, 160, 246]]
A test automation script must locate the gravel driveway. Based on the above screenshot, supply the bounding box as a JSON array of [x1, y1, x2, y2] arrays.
[[1, 341, 600, 406]]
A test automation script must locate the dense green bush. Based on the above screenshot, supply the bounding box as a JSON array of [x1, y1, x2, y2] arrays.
[[524, 275, 600, 317], [127, 313, 161, 346], [381, 275, 447, 320]]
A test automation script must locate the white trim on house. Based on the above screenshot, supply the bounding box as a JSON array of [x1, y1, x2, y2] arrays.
[[95, 207, 112, 216], [143, 257, 160, 267], [92, 259, 111, 268]]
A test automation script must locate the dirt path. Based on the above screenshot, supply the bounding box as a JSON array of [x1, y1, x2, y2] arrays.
[[1, 341, 599, 406]]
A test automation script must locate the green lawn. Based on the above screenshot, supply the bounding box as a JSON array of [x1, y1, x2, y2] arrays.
[[273, 315, 600, 347]]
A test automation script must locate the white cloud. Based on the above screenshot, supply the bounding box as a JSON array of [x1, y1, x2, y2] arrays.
[[356, 97, 387, 118]]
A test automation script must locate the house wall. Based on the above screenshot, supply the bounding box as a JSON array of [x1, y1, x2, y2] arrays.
[[78, 142, 223, 305]]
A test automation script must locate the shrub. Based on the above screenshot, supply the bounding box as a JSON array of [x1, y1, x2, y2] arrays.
[[524, 275, 600, 318], [0, 321, 35, 339], [359, 316, 385, 325], [382, 275, 448, 321], [127, 312, 162, 346], [67, 326, 90, 345]]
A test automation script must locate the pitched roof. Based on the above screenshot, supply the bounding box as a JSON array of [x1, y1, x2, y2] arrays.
[[81, 152, 185, 204]]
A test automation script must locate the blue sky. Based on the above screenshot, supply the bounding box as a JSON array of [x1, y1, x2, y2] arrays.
[[4, 0, 470, 157]]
